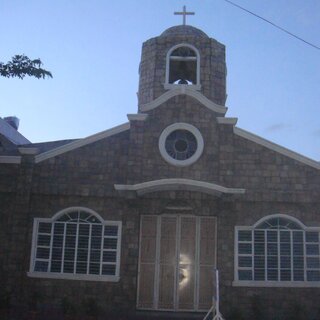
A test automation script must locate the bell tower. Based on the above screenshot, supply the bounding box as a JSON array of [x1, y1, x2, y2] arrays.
[[137, 14, 227, 110]]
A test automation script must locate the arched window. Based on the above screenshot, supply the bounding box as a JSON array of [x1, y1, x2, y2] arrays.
[[165, 44, 200, 90], [235, 214, 320, 286], [29, 207, 122, 282]]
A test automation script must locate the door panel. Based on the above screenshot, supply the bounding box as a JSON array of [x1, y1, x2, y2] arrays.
[[137, 215, 216, 311]]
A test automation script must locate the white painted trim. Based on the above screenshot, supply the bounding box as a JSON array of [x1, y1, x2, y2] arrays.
[[115, 178, 246, 196], [51, 206, 104, 222], [27, 272, 120, 282], [139, 86, 227, 114], [35, 122, 130, 163], [234, 127, 320, 170], [252, 213, 306, 229], [217, 117, 238, 125], [158, 123, 204, 167], [0, 156, 21, 164], [18, 147, 39, 155], [232, 280, 320, 288], [127, 114, 148, 121], [165, 43, 200, 87]]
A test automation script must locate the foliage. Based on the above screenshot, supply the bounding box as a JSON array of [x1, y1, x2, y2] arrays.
[[0, 55, 52, 79]]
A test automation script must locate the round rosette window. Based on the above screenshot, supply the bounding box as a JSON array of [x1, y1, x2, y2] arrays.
[[159, 123, 204, 166]]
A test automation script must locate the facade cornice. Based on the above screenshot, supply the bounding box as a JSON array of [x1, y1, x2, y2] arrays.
[[234, 127, 320, 170], [35, 122, 130, 164], [115, 178, 245, 197]]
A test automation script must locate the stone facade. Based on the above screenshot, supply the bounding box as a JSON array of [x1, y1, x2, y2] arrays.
[[1, 24, 320, 320]]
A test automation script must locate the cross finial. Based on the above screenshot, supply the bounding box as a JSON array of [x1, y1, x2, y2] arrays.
[[174, 5, 195, 26]]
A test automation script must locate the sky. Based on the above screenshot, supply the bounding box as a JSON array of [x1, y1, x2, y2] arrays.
[[1, 0, 319, 160]]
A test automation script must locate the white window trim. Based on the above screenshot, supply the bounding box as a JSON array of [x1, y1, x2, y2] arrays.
[[158, 123, 204, 167], [28, 207, 122, 282], [233, 213, 320, 287], [164, 43, 201, 90]]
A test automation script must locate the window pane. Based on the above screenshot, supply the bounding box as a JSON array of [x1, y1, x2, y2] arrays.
[[280, 269, 291, 281], [52, 235, 63, 247], [254, 269, 265, 281], [306, 232, 319, 243], [102, 264, 116, 275], [76, 262, 87, 274], [78, 236, 89, 249], [280, 256, 291, 269], [292, 231, 303, 243], [91, 236, 102, 249], [238, 231, 252, 241], [267, 256, 278, 269], [267, 243, 277, 255], [280, 231, 290, 242], [293, 269, 304, 281], [307, 271, 320, 281], [50, 260, 62, 272], [267, 269, 278, 281], [54, 223, 65, 235], [280, 243, 291, 255], [79, 224, 90, 236], [64, 248, 75, 261], [89, 263, 100, 275], [238, 270, 252, 280], [38, 223, 52, 233], [104, 238, 118, 250], [36, 247, 50, 259], [293, 256, 304, 269], [34, 261, 49, 272], [254, 243, 265, 255], [66, 223, 77, 235], [293, 243, 303, 255], [307, 257, 320, 269], [239, 256, 252, 267], [254, 231, 265, 242], [306, 244, 319, 255], [92, 225, 102, 237], [37, 234, 51, 246], [105, 226, 118, 236], [254, 256, 265, 268], [77, 249, 88, 262], [52, 247, 63, 260], [103, 251, 117, 263], [65, 235, 76, 248], [63, 261, 74, 273], [267, 231, 277, 242], [90, 250, 101, 262]]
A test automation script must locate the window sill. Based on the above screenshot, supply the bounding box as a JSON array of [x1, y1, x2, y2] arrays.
[[232, 280, 320, 288], [163, 83, 201, 91], [27, 272, 120, 282]]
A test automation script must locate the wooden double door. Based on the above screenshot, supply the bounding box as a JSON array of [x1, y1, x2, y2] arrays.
[[137, 215, 216, 311]]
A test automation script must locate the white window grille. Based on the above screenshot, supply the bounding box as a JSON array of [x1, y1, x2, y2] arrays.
[[235, 214, 320, 286], [28, 207, 121, 282]]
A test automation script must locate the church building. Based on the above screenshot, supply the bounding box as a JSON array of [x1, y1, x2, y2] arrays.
[[1, 11, 320, 320]]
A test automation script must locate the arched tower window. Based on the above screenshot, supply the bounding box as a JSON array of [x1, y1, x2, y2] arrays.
[[165, 44, 200, 89]]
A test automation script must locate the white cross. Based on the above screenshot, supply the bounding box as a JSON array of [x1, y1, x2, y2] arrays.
[[174, 5, 195, 25]]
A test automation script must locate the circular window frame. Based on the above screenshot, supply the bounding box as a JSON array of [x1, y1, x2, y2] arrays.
[[159, 123, 204, 167]]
